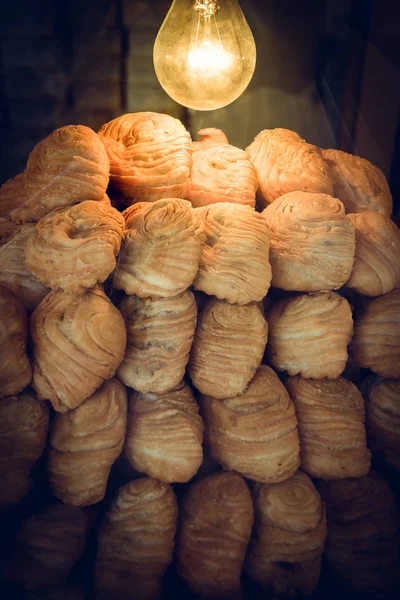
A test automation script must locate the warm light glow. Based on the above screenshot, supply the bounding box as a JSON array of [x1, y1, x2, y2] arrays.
[[153, 0, 257, 111]]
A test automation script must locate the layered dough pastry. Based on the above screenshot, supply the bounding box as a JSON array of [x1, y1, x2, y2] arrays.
[[350, 289, 400, 378], [323, 149, 392, 217], [114, 198, 203, 297], [189, 297, 268, 398], [0, 285, 32, 396], [0, 391, 49, 506], [263, 191, 355, 291], [245, 471, 327, 596], [0, 125, 109, 222], [286, 376, 371, 479], [176, 472, 254, 598], [47, 379, 127, 506], [319, 471, 399, 591], [201, 365, 300, 482], [98, 112, 191, 203], [188, 128, 257, 208], [364, 377, 400, 470], [246, 128, 333, 208], [268, 292, 353, 379], [25, 200, 125, 293], [346, 212, 400, 296], [0, 220, 49, 311], [117, 291, 197, 393], [4, 503, 89, 590], [30, 287, 127, 412], [95, 477, 177, 600], [193, 202, 272, 304], [124, 382, 203, 483]]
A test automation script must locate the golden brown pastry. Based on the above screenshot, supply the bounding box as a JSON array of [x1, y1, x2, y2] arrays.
[[319, 471, 399, 591], [350, 289, 400, 378], [47, 378, 127, 506], [245, 471, 327, 596], [0, 284, 32, 396], [30, 287, 127, 413], [246, 128, 333, 208], [201, 365, 300, 482], [3, 503, 89, 591], [188, 128, 257, 208], [176, 472, 253, 598], [114, 198, 203, 297], [117, 291, 197, 393], [25, 200, 125, 293], [98, 112, 191, 203], [0, 125, 109, 222], [95, 477, 177, 600], [364, 377, 400, 470], [124, 382, 203, 483], [346, 212, 400, 296], [0, 390, 49, 506], [189, 297, 268, 398], [286, 376, 371, 479], [323, 149, 392, 217], [263, 191, 355, 291], [193, 202, 272, 305], [0, 220, 49, 311], [268, 292, 353, 379]]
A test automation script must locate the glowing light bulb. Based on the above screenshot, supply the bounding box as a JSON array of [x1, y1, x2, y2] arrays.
[[153, 0, 256, 111]]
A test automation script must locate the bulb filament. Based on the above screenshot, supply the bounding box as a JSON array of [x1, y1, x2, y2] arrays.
[[195, 1, 219, 18], [189, 1, 232, 75]]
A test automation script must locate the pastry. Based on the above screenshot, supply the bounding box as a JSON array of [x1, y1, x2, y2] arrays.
[[323, 149, 392, 216], [0, 125, 109, 222], [350, 289, 400, 378], [95, 477, 177, 600], [117, 291, 197, 393], [268, 292, 353, 379], [193, 202, 272, 305], [98, 112, 191, 203], [346, 212, 400, 296], [0, 284, 32, 396], [319, 471, 399, 590], [124, 381, 203, 483], [30, 287, 127, 413], [114, 198, 203, 297], [47, 379, 127, 506], [286, 376, 371, 479], [364, 377, 400, 470], [0, 390, 49, 506], [201, 365, 300, 482], [176, 472, 253, 598], [189, 297, 268, 398], [245, 471, 327, 596], [0, 220, 49, 311], [246, 128, 333, 208], [25, 200, 125, 293], [188, 128, 257, 208], [263, 191, 355, 291]]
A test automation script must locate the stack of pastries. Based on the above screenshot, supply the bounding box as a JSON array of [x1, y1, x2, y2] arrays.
[[0, 113, 399, 599]]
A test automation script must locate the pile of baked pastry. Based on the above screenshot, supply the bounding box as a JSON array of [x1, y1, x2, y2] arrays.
[[0, 112, 399, 600]]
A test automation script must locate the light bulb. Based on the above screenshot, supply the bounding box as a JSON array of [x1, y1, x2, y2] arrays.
[[153, 0, 256, 111]]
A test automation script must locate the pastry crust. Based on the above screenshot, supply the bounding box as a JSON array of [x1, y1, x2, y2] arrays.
[[30, 287, 127, 412], [268, 292, 353, 379], [189, 297, 268, 398], [194, 202, 272, 304], [98, 112, 191, 203], [263, 191, 355, 291], [47, 378, 127, 506], [124, 381, 203, 483], [286, 376, 371, 479], [176, 472, 254, 598], [117, 291, 197, 393], [201, 365, 300, 482]]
